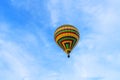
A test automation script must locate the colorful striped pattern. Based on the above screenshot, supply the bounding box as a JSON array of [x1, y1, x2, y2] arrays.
[[54, 24, 80, 55]]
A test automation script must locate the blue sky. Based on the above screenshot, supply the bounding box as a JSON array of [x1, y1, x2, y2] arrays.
[[0, 0, 120, 80]]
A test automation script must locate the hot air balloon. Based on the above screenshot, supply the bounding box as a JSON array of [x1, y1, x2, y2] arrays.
[[54, 24, 80, 58]]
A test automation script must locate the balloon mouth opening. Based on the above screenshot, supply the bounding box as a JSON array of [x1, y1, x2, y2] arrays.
[[67, 50, 71, 58], [67, 50, 71, 54]]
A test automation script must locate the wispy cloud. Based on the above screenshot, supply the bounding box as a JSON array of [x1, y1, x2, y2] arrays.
[[0, 22, 54, 80], [0, 23, 32, 79], [48, 0, 120, 80], [0, 0, 120, 80]]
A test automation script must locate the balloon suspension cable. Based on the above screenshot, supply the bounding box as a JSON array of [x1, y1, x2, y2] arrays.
[[67, 54, 70, 58]]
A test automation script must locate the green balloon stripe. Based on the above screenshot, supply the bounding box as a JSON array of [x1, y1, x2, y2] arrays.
[[55, 32, 79, 40], [55, 29, 79, 37], [58, 43, 65, 50], [57, 41, 65, 50], [57, 36, 77, 49], [65, 43, 69, 49]]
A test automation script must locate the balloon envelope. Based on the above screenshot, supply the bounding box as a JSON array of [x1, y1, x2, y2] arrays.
[[54, 24, 80, 57]]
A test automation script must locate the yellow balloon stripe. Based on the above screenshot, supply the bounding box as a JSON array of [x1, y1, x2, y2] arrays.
[[55, 33, 79, 42], [62, 40, 72, 50], [55, 26, 78, 34]]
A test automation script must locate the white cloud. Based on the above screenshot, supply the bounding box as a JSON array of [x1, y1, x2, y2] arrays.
[[48, 0, 120, 80], [0, 22, 53, 80], [0, 28, 32, 79], [47, 0, 79, 27], [1, 0, 120, 80], [47, 0, 60, 27], [73, 0, 120, 80]]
